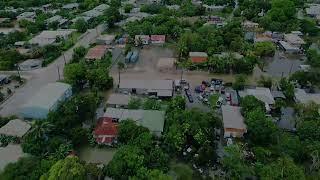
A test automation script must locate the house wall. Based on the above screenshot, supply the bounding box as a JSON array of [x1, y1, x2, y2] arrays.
[[191, 57, 208, 63], [224, 128, 246, 138]]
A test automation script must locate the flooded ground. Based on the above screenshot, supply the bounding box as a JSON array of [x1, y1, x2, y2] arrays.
[[78, 145, 117, 165]]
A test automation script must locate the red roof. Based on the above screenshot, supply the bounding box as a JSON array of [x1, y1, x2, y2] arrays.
[[151, 35, 166, 42], [85, 45, 108, 60], [94, 117, 118, 138]]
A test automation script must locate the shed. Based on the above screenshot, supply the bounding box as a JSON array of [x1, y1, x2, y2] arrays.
[[103, 108, 165, 136], [62, 3, 79, 10], [0, 119, 31, 138], [20, 82, 72, 119], [278, 107, 296, 131], [157, 58, 176, 72], [150, 35, 166, 44], [0, 145, 25, 171], [189, 52, 208, 63], [107, 94, 130, 108], [96, 35, 115, 45], [222, 105, 247, 138], [85, 45, 108, 60], [135, 35, 150, 46], [279, 41, 300, 53], [18, 59, 42, 71], [93, 117, 118, 145]]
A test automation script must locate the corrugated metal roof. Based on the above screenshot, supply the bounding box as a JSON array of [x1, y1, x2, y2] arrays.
[[189, 52, 208, 57], [22, 82, 71, 111], [222, 105, 246, 130], [107, 94, 130, 106], [0, 119, 31, 137], [119, 79, 173, 90]]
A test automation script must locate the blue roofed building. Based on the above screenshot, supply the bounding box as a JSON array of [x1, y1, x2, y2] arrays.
[[20, 82, 72, 119]]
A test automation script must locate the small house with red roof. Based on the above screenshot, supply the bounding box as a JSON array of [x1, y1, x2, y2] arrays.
[[85, 45, 109, 61], [93, 117, 118, 145], [151, 35, 166, 44]]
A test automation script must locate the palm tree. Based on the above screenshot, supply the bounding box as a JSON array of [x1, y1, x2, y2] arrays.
[[31, 121, 54, 139], [117, 62, 125, 88]]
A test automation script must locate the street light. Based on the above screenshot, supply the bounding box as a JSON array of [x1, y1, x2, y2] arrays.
[[14, 64, 22, 83]]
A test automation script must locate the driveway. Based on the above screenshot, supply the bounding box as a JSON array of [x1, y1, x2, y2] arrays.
[[0, 24, 106, 116]]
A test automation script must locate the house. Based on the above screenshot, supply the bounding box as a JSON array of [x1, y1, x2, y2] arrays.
[[135, 35, 150, 46], [46, 15, 69, 28], [150, 35, 166, 44], [29, 29, 75, 47], [277, 107, 296, 132], [239, 87, 275, 111], [204, 16, 225, 27], [279, 41, 301, 54], [254, 32, 273, 43], [167, 5, 180, 10], [306, 4, 320, 17], [203, 4, 225, 12], [18, 59, 42, 71], [62, 3, 79, 10], [284, 33, 306, 48], [107, 94, 131, 108], [96, 35, 116, 45], [85, 45, 109, 60], [103, 108, 165, 136], [0, 119, 31, 138], [222, 105, 247, 138], [294, 88, 320, 105], [271, 90, 286, 100], [119, 79, 173, 98], [42, 4, 52, 12], [0, 144, 25, 171], [157, 58, 176, 72], [17, 12, 36, 22], [189, 52, 208, 63], [93, 117, 118, 145], [0, 28, 18, 35], [242, 20, 259, 31], [20, 82, 72, 119]]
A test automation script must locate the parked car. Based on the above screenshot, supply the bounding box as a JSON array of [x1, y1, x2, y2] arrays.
[[185, 89, 194, 103]]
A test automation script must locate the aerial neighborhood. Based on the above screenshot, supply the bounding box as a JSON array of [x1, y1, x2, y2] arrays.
[[0, 0, 320, 179]]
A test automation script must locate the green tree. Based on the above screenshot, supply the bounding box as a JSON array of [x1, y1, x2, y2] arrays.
[[257, 157, 305, 180], [86, 67, 113, 90], [222, 144, 253, 179], [106, 145, 145, 179], [258, 75, 273, 88], [1, 157, 55, 180], [64, 63, 87, 90], [300, 19, 319, 36], [42, 156, 86, 180], [123, 4, 134, 13], [279, 78, 295, 100], [241, 95, 265, 114], [74, 18, 88, 33], [118, 120, 149, 144], [232, 74, 246, 90], [245, 109, 279, 145], [142, 98, 161, 110], [105, 7, 121, 27], [128, 97, 142, 109], [254, 42, 276, 57], [72, 46, 87, 62]]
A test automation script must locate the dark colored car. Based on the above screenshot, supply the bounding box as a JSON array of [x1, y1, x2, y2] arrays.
[[185, 89, 194, 103]]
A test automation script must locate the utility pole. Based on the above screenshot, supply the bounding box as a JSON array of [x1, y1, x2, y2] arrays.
[[15, 64, 22, 82], [63, 54, 67, 65], [57, 65, 60, 80]]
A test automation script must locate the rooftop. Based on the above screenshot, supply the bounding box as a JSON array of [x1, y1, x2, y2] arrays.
[[21, 82, 71, 111], [0, 144, 25, 171], [284, 33, 306, 45], [239, 87, 275, 105], [119, 79, 173, 90], [294, 88, 320, 104], [103, 108, 165, 134], [0, 119, 31, 137], [222, 105, 246, 130], [85, 45, 108, 60], [94, 117, 118, 144], [62, 3, 79, 9], [189, 52, 208, 57], [107, 94, 131, 106]]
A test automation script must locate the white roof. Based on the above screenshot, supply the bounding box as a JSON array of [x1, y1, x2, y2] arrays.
[[306, 4, 320, 16], [189, 52, 208, 57], [0, 144, 25, 171], [222, 105, 246, 130], [62, 3, 79, 9], [119, 79, 173, 90], [107, 94, 130, 106], [284, 33, 306, 45], [97, 34, 115, 41], [295, 88, 320, 104], [29, 29, 74, 46], [0, 119, 31, 137], [279, 41, 300, 51], [22, 82, 71, 111], [239, 87, 275, 105]]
